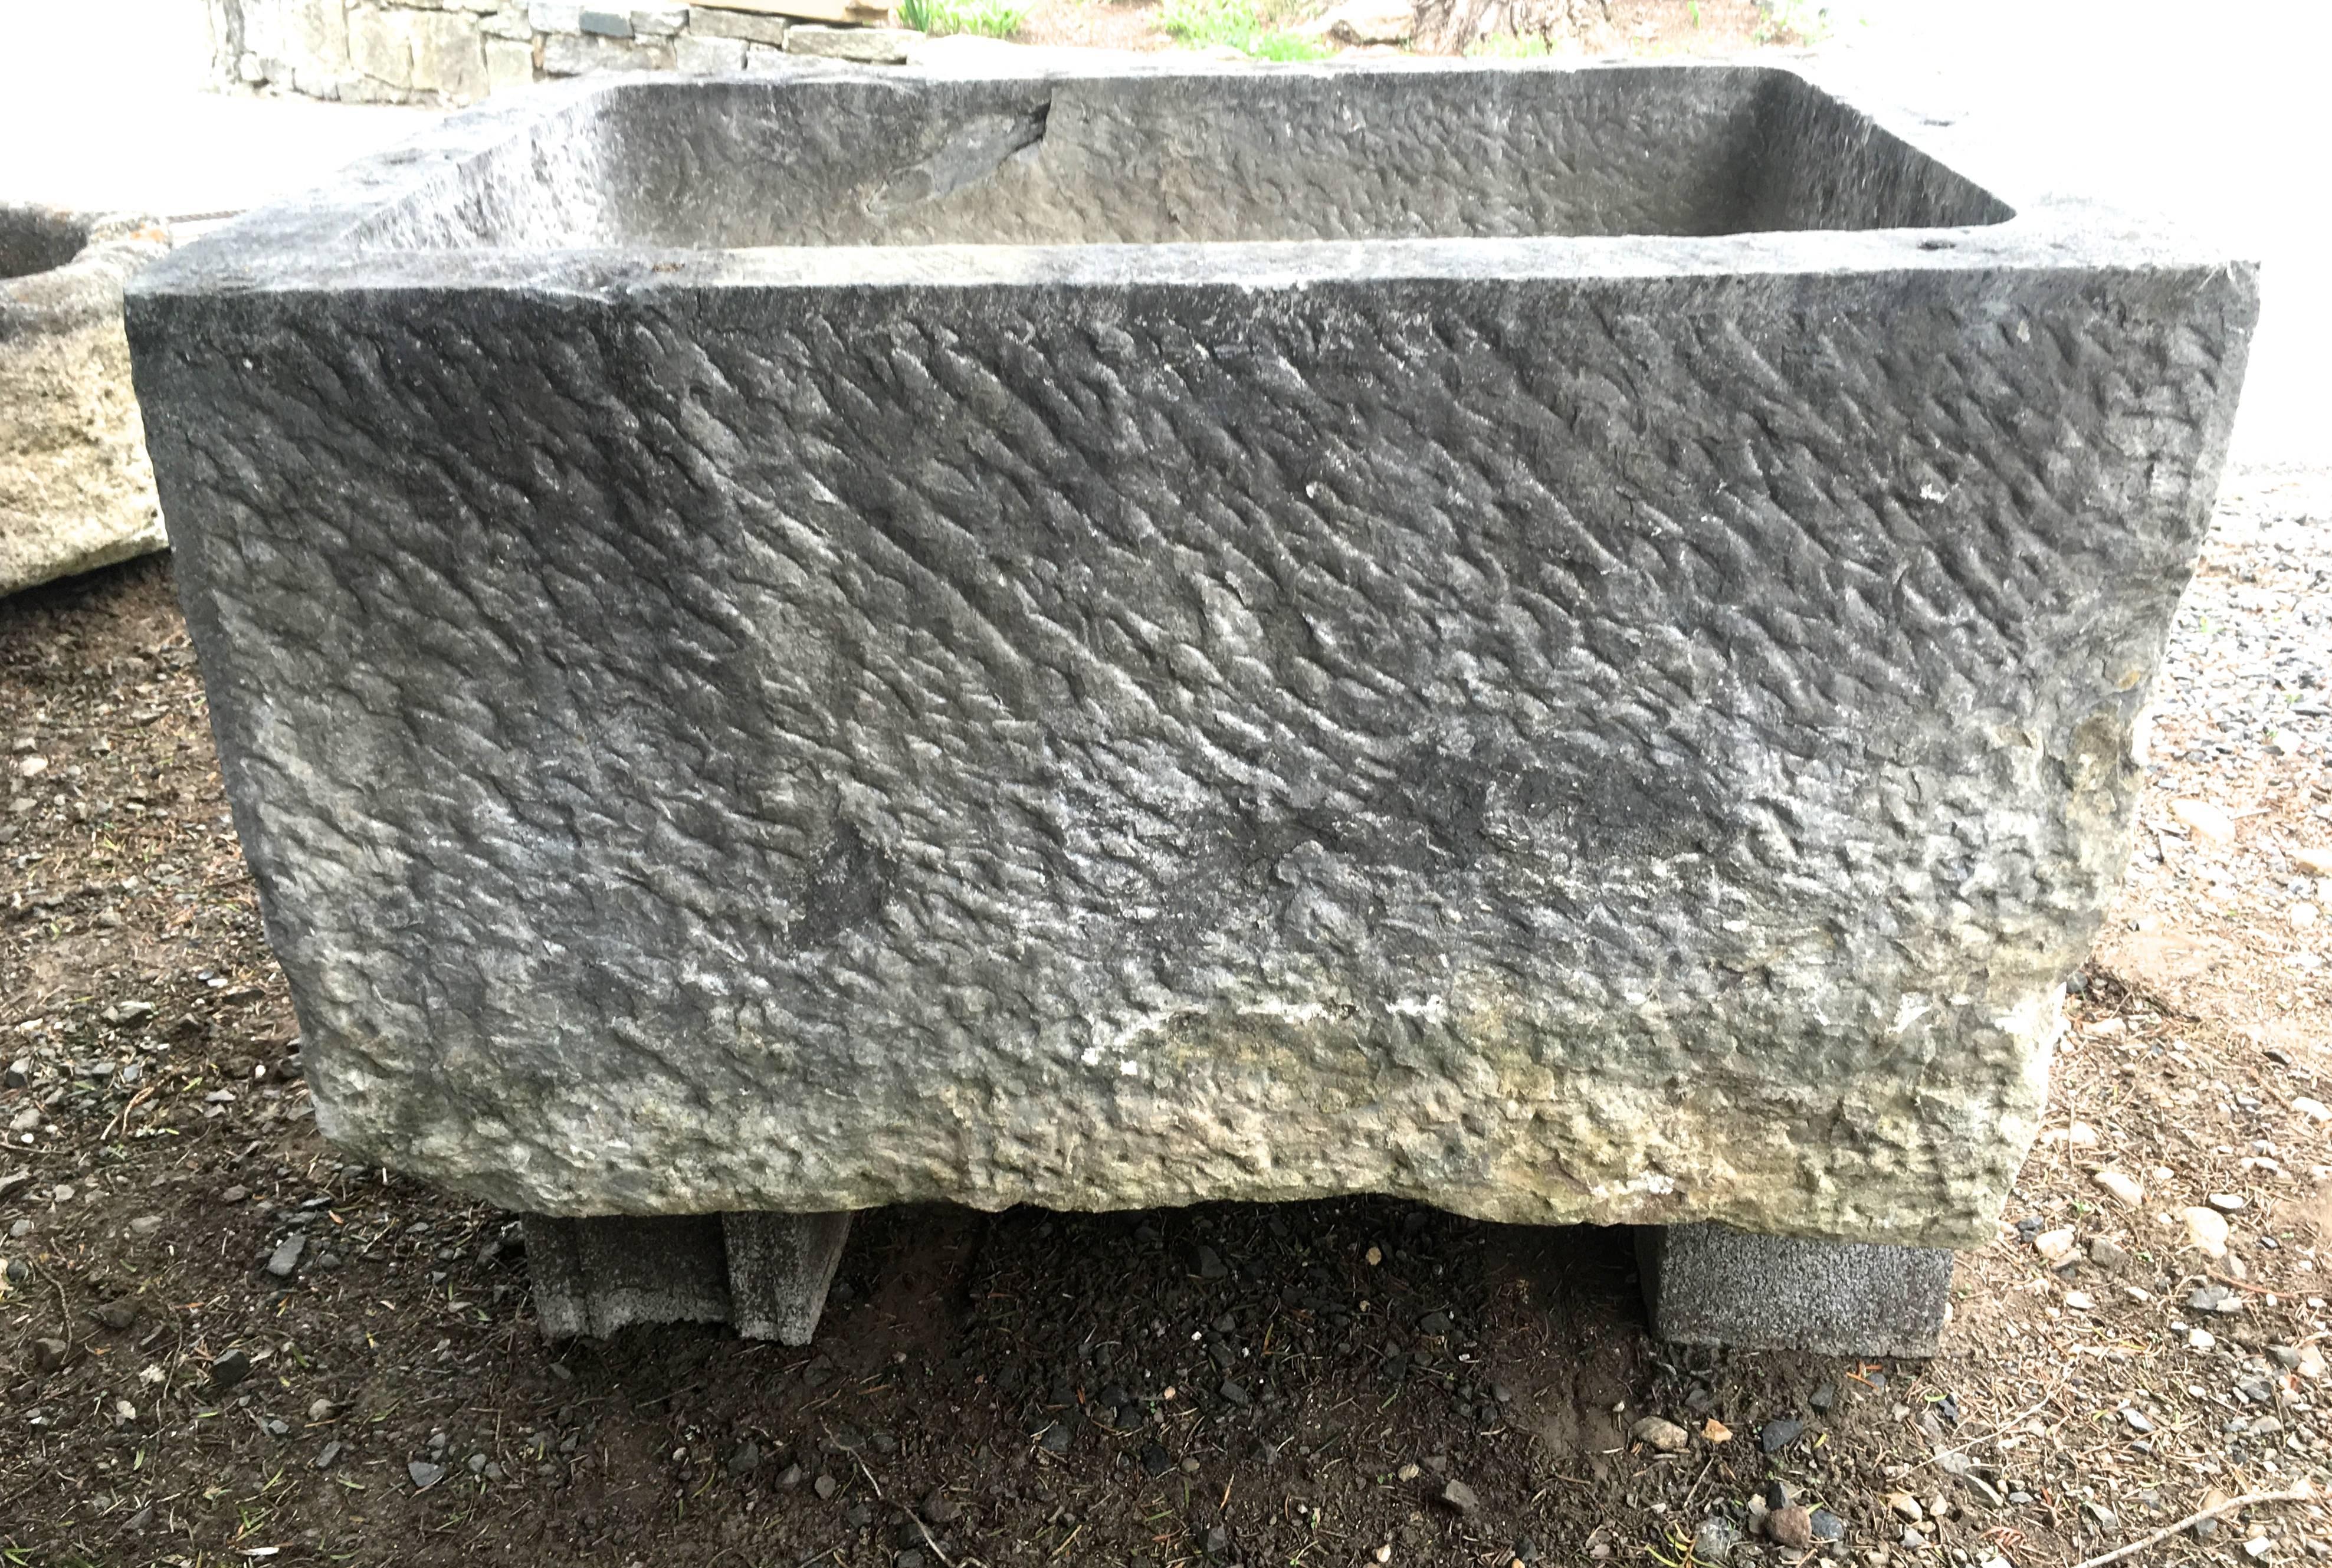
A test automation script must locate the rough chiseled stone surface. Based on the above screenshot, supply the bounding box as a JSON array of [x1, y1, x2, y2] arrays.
[[127, 63, 2256, 1248], [2, 205, 172, 597]]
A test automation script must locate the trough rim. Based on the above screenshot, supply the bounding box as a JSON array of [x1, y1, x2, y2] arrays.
[[126, 55, 2255, 306]]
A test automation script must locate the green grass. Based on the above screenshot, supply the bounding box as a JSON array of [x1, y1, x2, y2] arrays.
[[1158, 0, 1333, 60], [898, 0, 1029, 37]]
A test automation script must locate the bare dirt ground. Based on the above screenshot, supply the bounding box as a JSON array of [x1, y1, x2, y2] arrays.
[[3, 465, 2327, 1568]]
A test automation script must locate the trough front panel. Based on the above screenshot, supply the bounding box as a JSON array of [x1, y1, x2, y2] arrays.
[[129, 261, 2253, 1244]]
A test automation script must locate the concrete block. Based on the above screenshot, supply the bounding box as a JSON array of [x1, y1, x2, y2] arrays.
[[1640, 1223, 1956, 1359], [525, 1212, 852, 1341], [724, 1212, 852, 1345]]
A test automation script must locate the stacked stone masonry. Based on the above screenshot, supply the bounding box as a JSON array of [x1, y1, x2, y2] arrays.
[[206, 0, 909, 105]]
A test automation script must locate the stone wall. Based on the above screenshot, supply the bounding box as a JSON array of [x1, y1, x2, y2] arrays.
[[206, 0, 904, 106]]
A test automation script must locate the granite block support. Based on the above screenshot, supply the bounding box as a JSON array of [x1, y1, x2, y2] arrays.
[[1639, 1223, 1956, 1359], [526, 1211, 854, 1341]]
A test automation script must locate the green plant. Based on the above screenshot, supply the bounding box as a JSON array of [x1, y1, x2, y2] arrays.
[[899, 0, 1029, 37], [1753, 0, 1830, 44], [1158, 0, 1333, 60]]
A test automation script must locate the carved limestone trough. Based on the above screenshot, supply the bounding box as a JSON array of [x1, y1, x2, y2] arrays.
[[2, 205, 172, 596], [125, 58, 2255, 1354]]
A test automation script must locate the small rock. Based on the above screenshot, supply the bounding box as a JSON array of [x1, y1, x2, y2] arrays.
[[1631, 1416, 1690, 1453], [408, 1459, 445, 1490], [1218, 1378, 1251, 1408], [2294, 1096, 2332, 1125], [208, 1349, 251, 1391], [219, 1185, 249, 1204], [1439, 1479, 1482, 1514], [31, 1336, 69, 1373], [2244, 1537, 2273, 1560], [313, 1440, 342, 1469], [1039, 1422, 1072, 1453], [266, 1232, 307, 1278], [814, 1472, 838, 1500], [2172, 798, 2236, 844], [1769, 1507, 1813, 1550], [1397, 1462, 1421, 1482], [2121, 1406, 2154, 1433], [1810, 1509, 1846, 1542], [1195, 1245, 1228, 1281], [2291, 845, 2332, 877], [2033, 1227, 2078, 1265], [2190, 1327, 2218, 1352], [1695, 1517, 1744, 1564], [1887, 1492, 1924, 1524], [467, 1451, 488, 1473], [1702, 1417, 1733, 1444], [126, 1215, 163, 1238], [2064, 1289, 2096, 1310], [1808, 1382, 1837, 1414], [726, 1439, 761, 1476], [1759, 1416, 1804, 1453], [90, 1299, 137, 1330], [2209, 1193, 2247, 1213], [923, 1492, 963, 1526], [2298, 1346, 2327, 1380], [2088, 1236, 2128, 1271], [2092, 1169, 2144, 1206], [2186, 1207, 2232, 1259]]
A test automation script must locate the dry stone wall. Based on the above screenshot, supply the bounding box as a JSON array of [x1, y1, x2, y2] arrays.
[[206, 0, 904, 106]]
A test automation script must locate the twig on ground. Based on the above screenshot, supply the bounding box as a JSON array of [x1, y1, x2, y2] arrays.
[[2072, 1481, 2313, 1568]]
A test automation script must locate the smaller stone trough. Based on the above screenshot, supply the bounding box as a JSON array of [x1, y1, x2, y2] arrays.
[[2, 206, 172, 597], [126, 58, 2255, 1356]]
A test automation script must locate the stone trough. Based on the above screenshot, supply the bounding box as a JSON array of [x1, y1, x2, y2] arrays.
[[125, 59, 2254, 1354], [2, 205, 172, 597]]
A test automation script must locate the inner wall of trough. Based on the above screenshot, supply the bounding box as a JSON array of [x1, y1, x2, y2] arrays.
[[355, 68, 2013, 253]]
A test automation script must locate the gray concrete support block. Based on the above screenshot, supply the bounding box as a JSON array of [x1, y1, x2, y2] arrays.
[[524, 1213, 732, 1338], [525, 1211, 853, 1343], [724, 1211, 853, 1346], [1639, 1222, 1955, 1360]]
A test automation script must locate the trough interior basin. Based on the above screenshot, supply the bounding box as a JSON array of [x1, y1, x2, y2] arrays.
[[357, 65, 2013, 254]]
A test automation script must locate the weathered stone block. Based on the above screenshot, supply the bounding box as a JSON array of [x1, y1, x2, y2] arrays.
[[407, 10, 490, 98], [540, 29, 672, 70], [675, 32, 749, 69], [2, 207, 171, 596], [688, 4, 788, 44], [128, 64, 2254, 1250], [346, 5, 414, 87], [782, 23, 908, 60], [484, 36, 537, 89], [631, 2, 689, 34]]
